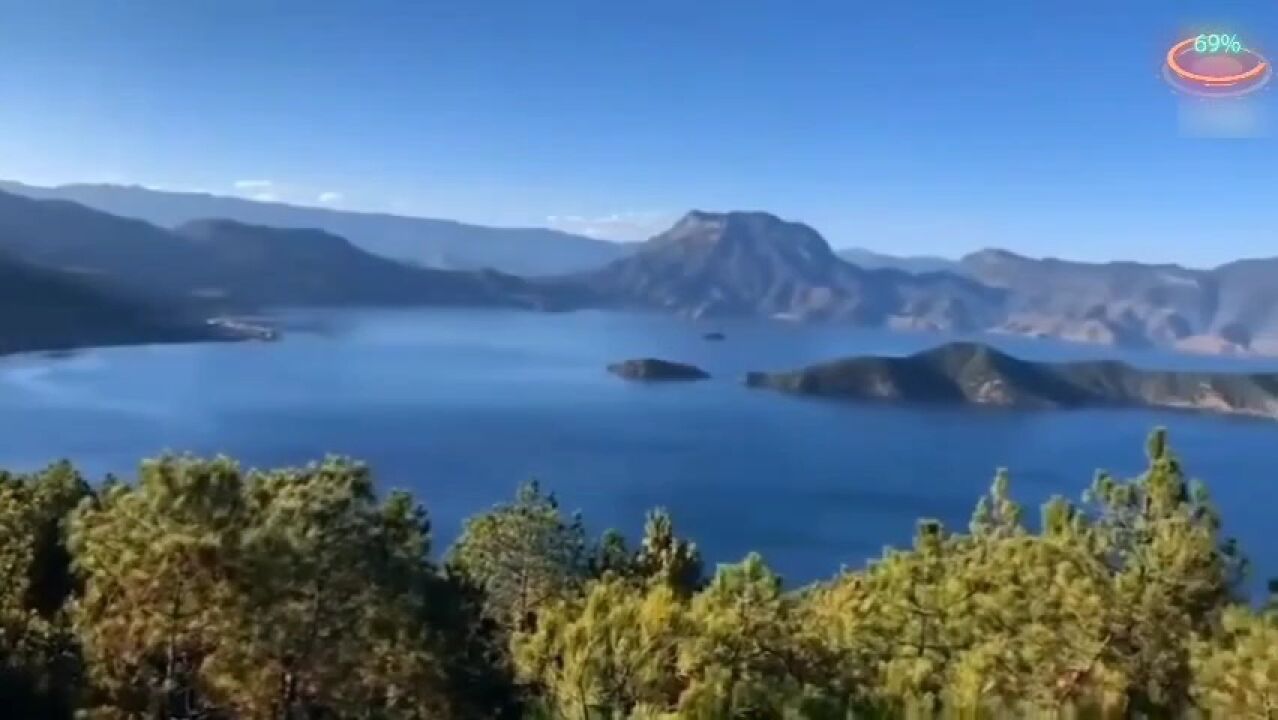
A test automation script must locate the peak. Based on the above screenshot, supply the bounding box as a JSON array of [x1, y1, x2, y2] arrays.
[[663, 210, 787, 236], [913, 341, 1014, 363], [680, 209, 786, 223], [658, 210, 825, 244], [961, 248, 1026, 264]]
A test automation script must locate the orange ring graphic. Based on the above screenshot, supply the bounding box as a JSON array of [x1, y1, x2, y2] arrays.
[[1166, 37, 1268, 86]]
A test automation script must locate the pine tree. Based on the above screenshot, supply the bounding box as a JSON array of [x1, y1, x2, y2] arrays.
[[0, 461, 89, 719], [68, 455, 247, 718], [448, 480, 589, 631], [635, 509, 703, 597]]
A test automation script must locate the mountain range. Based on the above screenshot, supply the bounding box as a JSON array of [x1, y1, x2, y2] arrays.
[[575, 210, 1005, 331], [573, 210, 1278, 355], [0, 181, 628, 276], [0, 190, 564, 311], [836, 247, 960, 275], [0, 188, 578, 353], [2, 180, 1278, 358], [0, 250, 224, 355]]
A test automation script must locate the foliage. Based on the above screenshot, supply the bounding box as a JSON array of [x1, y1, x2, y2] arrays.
[[448, 480, 589, 631], [66, 455, 470, 719], [0, 428, 1275, 718], [0, 461, 89, 718], [634, 509, 703, 598]]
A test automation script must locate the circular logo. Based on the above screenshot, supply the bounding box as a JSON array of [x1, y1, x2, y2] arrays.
[[1165, 35, 1270, 98]]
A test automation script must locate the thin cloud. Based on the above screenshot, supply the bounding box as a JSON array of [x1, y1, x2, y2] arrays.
[[252, 192, 278, 202], [317, 191, 343, 204], [234, 179, 274, 190], [545, 211, 675, 242]]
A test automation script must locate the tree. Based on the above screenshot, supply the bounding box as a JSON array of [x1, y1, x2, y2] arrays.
[[69, 455, 456, 719], [0, 461, 90, 719], [1191, 606, 1278, 717], [206, 458, 450, 719], [68, 455, 247, 719], [448, 480, 589, 631], [589, 529, 634, 579], [515, 576, 685, 719], [634, 509, 702, 597], [1081, 427, 1244, 712], [676, 553, 833, 719], [0, 427, 1265, 717]]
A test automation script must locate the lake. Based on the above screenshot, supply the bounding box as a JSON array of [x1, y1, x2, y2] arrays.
[[3, 309, 1277, 594]]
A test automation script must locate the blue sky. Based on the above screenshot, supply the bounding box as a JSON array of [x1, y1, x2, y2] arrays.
[[0, 0, 1275, 265]]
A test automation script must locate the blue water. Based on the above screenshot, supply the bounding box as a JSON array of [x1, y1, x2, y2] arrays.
[[2, 309, 1277, 594]]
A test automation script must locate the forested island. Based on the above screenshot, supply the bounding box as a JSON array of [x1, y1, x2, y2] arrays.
[[608, 358, 711, 381], [747, 342, 1278, 420], [1, 429, 1274, 718]]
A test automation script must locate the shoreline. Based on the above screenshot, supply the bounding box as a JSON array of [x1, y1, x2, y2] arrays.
[[0, 316, 279, 361]]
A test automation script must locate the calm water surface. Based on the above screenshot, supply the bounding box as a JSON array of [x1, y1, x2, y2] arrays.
[[3, 309, 1276, 592]]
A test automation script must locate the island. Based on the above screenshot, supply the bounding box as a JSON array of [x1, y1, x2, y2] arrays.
[[608, 358, 711, 381], [703, 331, 726, 341], [744, 341, 1278, 420], [206, 317, 280, 342]]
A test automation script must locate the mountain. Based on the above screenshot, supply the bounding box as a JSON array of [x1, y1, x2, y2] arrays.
[[578, 210, 1004, 330], [576, 212, 1278, 354], [0, 189, 224, 303], [0, 181, 631, 276], [837, 247, 961, 275], [1207, 258, 1278, 348], [173, 219, 546, 309], [745, 341, 1278, 419], [0, 251, 221, 355], [6, 184, 1278, 358], [958, 249, 1278, 355], [0, 189, 558, 311]]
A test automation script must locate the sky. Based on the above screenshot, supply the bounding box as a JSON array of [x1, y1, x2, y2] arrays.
[[0, 0, 1276, 266]]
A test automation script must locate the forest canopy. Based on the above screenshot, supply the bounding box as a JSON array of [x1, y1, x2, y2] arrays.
[[0, 428, 1275, 719]]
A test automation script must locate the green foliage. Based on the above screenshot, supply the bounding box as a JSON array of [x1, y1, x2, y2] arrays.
[[0, 427, 1274, 719], [635, 509, 703, 597], [516, 575, 685, 718], [66, 455, 468, 719], [448, 480, 589, 631], [1190, 606, 1278, 717], [0, 461, 89, 718]]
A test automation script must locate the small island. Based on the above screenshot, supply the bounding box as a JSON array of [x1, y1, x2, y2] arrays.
[[206, 317, 280, 342], [703, 331, 726, 341], [745, 341, 1278, 420], [608, 358, 711, 381]]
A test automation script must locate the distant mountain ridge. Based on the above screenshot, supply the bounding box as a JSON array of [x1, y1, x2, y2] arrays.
[[577, 210, 1004, 331], [4, 184, 1278, 358], [0, 189, 571, 353], [0, 180, 630, 276], [956, 248, 1278, 355], [0, 190, 551, 311], [836, 247, 961, 275], [746, 341, 1278, 419], [0, 250, 221, 354], [574, 210, 1278, 355]]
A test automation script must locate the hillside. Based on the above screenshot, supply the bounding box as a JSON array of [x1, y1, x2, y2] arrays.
[[746, 341, 1278, 418], [956, 249, 1278, 354], [837, 246, 961, 275], [173, 219, 545, 308], [0, 251, 220, 354], [579, 210, 1004, 330], [0, 189, 557, 313], [0, 180, 630, 275]]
